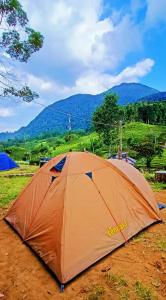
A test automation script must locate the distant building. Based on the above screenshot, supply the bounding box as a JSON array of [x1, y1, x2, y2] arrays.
[[109, 152, 136, 166]]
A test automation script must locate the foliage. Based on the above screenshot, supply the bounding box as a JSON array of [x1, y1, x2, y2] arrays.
[[93, 94, 121, 145], [0, 83, 165, 140], [128, 134, 163, 168], [0, 122, 165, 169], [124, 101, 166, 125], [0, 0, 44, 101]]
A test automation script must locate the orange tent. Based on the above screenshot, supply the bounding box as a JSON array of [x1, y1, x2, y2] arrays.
[[5, 152, 161, 284]]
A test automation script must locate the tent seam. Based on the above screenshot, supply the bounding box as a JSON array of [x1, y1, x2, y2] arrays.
[[91, 177, 127, 243]]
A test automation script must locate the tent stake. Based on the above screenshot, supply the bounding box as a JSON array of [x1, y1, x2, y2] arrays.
[[60, 284, 65, 292]]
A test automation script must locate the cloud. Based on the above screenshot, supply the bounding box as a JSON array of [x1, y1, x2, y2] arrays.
[[0, 108, 14, 117], [20, 0, 144, 78], [27, 74, 54, 92], [72, 58, 155, 94], [1, 0, 161, 133], [22, 58, 154, 98]]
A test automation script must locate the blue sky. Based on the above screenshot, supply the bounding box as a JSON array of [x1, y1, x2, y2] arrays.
[[0, 0, 166, 132]]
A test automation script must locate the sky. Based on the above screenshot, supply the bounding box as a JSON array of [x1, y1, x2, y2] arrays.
[[0, 0, 166, 132]]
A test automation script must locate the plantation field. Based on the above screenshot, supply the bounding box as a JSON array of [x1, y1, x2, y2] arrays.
[[1, 122, 166, 169]]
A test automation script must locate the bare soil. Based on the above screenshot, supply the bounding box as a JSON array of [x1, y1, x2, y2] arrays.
[[0, 191, 166, 300]]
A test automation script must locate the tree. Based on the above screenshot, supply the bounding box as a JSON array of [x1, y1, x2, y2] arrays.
[[93, 94, 121, 145], [0, 0, 44, 101], [129, 134, 163, 169]]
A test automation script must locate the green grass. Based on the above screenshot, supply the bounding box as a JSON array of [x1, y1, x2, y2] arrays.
[[150, 181, 166, 191], [87, 285, 105, 300], [123, 122, 166, 141], [119, 289, 130, 300], [134, 281, 157, 300], [0, 164, 38, 176], [2, 122, 166, 167], [156, 238, 166, 252], [0, 176, 31, 207], [106, 272, 128, 291], [52, 132, 97, 156]]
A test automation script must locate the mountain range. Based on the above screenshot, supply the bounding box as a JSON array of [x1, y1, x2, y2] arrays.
[[0, 82, 165, 141]]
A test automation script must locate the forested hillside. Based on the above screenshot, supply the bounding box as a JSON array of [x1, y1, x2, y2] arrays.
[[0, 83, 160, 141]]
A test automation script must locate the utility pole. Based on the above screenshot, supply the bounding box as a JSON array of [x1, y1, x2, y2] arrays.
[[118, 120, 123, 160], [68, 113, 72, 141], [68, 113, 71, 132]]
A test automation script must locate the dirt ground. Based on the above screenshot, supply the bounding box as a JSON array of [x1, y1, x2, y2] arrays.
[[0, 191, 166, 300]]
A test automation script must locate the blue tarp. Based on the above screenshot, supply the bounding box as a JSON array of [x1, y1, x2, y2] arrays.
[[0, 152, 19, 171]]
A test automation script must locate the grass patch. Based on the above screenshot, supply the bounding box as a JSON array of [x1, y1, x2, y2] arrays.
[[87, 285, 105, 300], [0, 164, 38, 176], [131, 232, 149, 244], [156, 238, 166, 252], [150, 182, 166, 191], [119, 289, 130, 300], [106, 272, 128, 291], [0, 177, 30, 207], [134, 281, 157, 300]]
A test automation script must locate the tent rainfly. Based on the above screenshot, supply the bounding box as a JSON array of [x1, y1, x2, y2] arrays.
[[5, 152, 161, 285], [0, 152, 19, 171]]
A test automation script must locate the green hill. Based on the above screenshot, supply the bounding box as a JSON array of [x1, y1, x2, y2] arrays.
[[1, 122, 165, 169]]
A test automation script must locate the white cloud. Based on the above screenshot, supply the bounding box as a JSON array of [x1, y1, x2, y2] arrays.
[[1, 0, 161, 133], [72, 58, 155, 94], [22, 58, 154, 98], [27, 74, 54, 92], [0, 108, 14, 117], [20, 0, 143, 74]]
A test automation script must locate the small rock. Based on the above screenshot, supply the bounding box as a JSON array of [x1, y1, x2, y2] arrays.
[[79, 287, 89, 293], [155, 261, 162, 269], [161, 254, 166, 260], [47, 290, 52, 295], [101, 265, 111, 272]]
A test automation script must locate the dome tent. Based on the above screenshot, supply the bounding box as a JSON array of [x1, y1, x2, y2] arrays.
[[5, 152, 161, 285], [0, 152, 19, 171]]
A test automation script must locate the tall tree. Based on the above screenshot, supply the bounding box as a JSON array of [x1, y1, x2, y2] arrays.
[[93, 94, 121, 145], [129, 134, 163, 169], [0, 0, 44, 102]]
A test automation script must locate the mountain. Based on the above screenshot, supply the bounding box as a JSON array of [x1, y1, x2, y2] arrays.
[[138, 91, 166, 102], [107, 82, 158, 105], [0, 83, 159, 141]]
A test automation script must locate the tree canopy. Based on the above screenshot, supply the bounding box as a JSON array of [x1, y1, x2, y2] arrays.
[[92, 93, 121, 145], [0, 0, 44, 101], [128, 134, 163, 168]]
